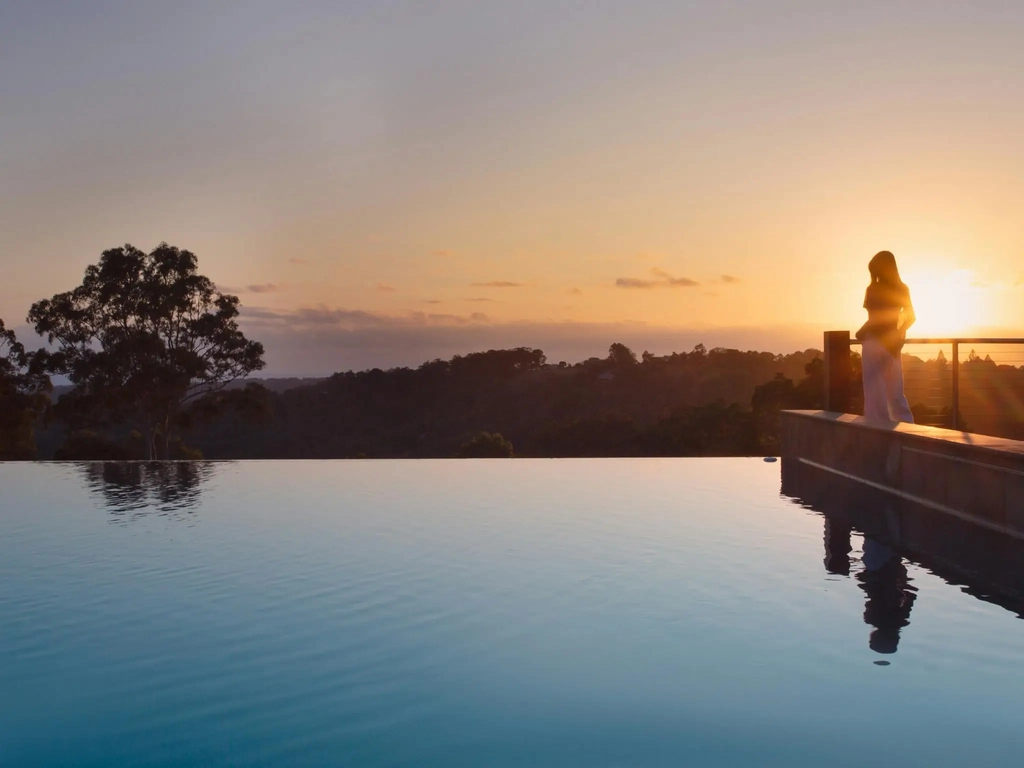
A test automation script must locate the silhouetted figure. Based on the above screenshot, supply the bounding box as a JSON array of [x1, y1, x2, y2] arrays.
[[857, 537, 917, 654], [855, 250, 916, 422]]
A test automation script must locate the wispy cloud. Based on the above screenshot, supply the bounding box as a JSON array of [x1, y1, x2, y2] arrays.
[[651, 268, 699, 287], [471, 281, 524, 288], [432, 249, 454, 258], [376, 283, 396, 292], [616, 277, 659, 289], [422, 299, 443, 305], [616, 269, 699, 289], [566, 287, 583, 295], [720, 274, 740, 284], [241, 305, 491, 330], [248, 283, 281, 294], [288, 258, 309, 266], [466, 297, 499, 303], [218, 283, 282, 294]]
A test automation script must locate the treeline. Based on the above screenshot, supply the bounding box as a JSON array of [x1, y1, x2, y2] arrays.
[[22, 340, 1021, 461], [172, 343, 826, 459]]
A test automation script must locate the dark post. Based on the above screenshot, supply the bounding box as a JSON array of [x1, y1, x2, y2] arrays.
[[823, 331, 852, 413], [951, 340, 960, 431]]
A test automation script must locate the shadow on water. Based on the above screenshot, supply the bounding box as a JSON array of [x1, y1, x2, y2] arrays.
[[78, 462, 221, 523], [782, 458, 1024, 654]]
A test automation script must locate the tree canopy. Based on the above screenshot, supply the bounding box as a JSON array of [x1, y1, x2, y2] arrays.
[[28, 243, 265, 458], [0, 319, 52, 459]]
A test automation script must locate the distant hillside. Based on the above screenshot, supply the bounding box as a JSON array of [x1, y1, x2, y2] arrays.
[[50, 377, 325, 400], [39, 342, 1022, 461], [183, 344, 823, 460]]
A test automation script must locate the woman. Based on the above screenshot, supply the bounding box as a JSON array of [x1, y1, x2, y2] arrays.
[[855, 250, 915, 422]]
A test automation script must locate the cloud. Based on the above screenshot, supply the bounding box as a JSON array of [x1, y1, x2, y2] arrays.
[[566, 287, 583, 295], [432, 249, 454, 258], [219, 284, 281, 294], [465, 297, 499, 303], [720, 274, 741, 284], [241, 305, 490, 331], [650, 268, 699, 287], [422, 299, 443, 305], [470, 281, 524, 288], [288, 258, 309, 266], [376, 283, 396, 292], [616, 269, 699, 289], [616, 277, 659, 289]]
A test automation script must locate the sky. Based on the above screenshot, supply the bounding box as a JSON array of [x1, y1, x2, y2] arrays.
[[3, 1, 1024, 375]]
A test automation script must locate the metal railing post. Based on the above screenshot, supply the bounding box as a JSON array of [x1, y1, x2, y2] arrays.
[[824, 331, 852, 413], [951, 340, 959, 431]]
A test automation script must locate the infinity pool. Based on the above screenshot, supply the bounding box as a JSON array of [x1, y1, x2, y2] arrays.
[[2, 459, 1023, 766]]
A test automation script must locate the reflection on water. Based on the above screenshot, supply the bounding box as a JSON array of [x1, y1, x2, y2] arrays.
[[823, 517, 853, 576], [784, 458, 1024, 632], [858, 537, 917, 654], [821, 508, 918, 654], [79, 461, 219, 522]]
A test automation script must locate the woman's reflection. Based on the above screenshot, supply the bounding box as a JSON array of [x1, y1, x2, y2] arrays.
[[858, 536, 917, 654], [823, 515, 917, 654]]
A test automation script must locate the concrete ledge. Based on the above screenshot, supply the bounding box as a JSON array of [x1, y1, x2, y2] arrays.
[[781, 410, 1024, 537]]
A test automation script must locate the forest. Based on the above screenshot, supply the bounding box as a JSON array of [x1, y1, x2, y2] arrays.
[[19, 341, 826, 459]]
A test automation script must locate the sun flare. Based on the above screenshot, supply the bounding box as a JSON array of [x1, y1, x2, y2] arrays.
[[903, 270, 984, 337]]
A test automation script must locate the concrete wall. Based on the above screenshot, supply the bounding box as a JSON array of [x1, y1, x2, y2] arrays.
[[780, 410, 1024, 538]]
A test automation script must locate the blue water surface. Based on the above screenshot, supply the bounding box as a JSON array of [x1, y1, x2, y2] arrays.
[[1, 459, 1022, 767]]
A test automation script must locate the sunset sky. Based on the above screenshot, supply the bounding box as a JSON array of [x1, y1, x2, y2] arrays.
[[3, 1, 1024, 375]]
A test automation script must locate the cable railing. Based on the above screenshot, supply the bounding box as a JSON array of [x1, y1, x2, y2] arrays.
[[824, 333, 1024, 438]]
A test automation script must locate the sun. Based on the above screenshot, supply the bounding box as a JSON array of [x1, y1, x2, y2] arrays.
[[902, 270, 984, 337]]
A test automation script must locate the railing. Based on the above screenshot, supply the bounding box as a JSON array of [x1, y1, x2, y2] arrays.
[[823, 332, 1024, 436]]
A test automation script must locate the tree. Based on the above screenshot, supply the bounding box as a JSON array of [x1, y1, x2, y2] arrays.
[[749, 358, 824, 454], [608, 342, 638, 367], [29, 243, 265, 459], [0, 319, 52, 459]]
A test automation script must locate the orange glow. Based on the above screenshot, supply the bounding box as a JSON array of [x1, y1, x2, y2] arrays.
[[902, 270, 986, 337]]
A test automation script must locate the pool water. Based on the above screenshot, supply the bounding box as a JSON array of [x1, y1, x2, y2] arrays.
[[1, 459, 1023, 767]]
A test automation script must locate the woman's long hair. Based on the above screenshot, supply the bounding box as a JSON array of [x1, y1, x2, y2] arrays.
[[868, 250, 905, 290]]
